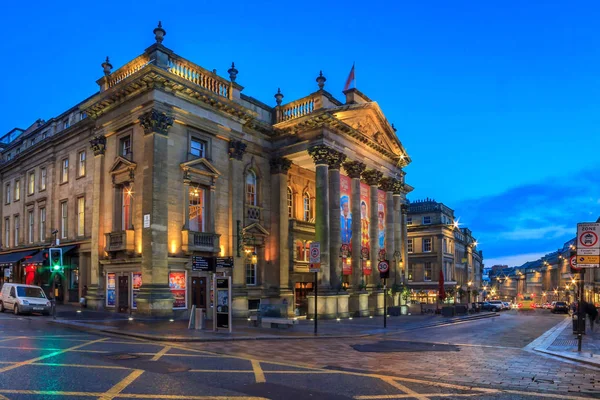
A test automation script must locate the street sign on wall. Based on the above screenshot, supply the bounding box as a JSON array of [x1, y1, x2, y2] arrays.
[[576, 223, 600, 268]]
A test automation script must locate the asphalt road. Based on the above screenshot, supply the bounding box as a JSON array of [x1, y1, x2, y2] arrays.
[[0, 309, 598, 399]]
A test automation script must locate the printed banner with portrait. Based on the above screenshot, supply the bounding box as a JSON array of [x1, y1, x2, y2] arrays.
[[106, 273, 116, 307], [169, 271, 187, 309], [132, 272, 142, 309], [340, 174, 352, 246], [360, 182, 371, 275], [378, 190, 386, 252]]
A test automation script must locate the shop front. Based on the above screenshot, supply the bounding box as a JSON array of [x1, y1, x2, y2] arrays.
[[0, 250, 37, 286]]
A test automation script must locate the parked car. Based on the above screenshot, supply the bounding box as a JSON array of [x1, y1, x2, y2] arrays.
[[502, 302, 511, 310], [0, 283, 51, 315], [551, 301, 569, 314], [487, 300, 504, 312]]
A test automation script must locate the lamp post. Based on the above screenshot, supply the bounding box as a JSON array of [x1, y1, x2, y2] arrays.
[[467, 281, 472, 308]]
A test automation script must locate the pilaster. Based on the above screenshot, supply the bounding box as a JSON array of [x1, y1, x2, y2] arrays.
[[343, 160, 366, 290], [380, 178, 396, 286], [401, 203, 409, 283], [327, 150, 346, 291], [269, 156, 292, 292], [362, 170, 382, 288], [392, 180, 403, 285], [229, 140, 247, 292]]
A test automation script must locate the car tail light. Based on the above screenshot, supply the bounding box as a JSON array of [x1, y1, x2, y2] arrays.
[[518, 303, 522, 308]]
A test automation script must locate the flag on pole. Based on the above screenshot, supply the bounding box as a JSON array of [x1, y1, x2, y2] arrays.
[[344, 63, 355, 91]]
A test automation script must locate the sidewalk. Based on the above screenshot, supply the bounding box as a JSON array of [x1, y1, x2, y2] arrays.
[[530, 315, 600, 368], [49, 305, 498, 342]]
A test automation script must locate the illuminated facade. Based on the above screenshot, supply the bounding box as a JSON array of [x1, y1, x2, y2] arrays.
[[0, 23, 412, 317]]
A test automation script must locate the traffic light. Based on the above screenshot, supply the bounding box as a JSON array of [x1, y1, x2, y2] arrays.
[[49, 248, 63, 273]]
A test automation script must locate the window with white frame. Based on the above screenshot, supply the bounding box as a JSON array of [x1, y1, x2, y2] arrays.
[[120, 136, 132, 158], [287, 187, 293, 218], [28, 171, 35, 195], [303, 192, 312, 222], [14, 215, 19, 246], [39, 208, 46, 241], [407, 238, 413, 253], [4, 218, 9, 248], [406, 216, 412, 225], [190, 138, 206, 158], [40, 167, 47, 191], [60, 201, 68, 239], [245, 247, 257, 285], [423, 238, 432, 252], [424, 262, 432, 281], [28, 210, 34, 243], [5, 183, 10, 204], [423, 216, 431, 225], [189, 186, 205, 232], [78, 151, 86, 177], [61, 158, 69, 183], [14, 180, 20, 201], [245, 171, 257, 206], [77, 197, 85, 236]]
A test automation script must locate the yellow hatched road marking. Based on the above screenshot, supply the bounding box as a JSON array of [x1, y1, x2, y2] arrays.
[[355, 394, 486, 399], [0, 337, 109, 373], [380, 377, 430, 400], [0, 391, 269, 400], [98, 369, 144, 400], [0, 393, 9, 400], [150, 345, 171, 361], [251, 360, 265, 383]]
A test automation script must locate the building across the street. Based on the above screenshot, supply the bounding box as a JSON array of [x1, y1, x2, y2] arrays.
[[0, 23, 413, 318], [406, 198, 483, 305]]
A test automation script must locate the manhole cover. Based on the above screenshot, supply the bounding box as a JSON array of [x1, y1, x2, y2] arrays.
[[106, 353, 140, 360], [551, 340, 578, 347], [352, 340, 460, 353]]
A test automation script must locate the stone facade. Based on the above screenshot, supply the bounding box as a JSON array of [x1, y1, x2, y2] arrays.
[[0, 23, 412, 318]]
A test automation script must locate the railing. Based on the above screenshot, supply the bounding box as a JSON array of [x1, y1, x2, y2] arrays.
[[182, 230, 220, 253], [247, 205, 261, 220], [277, 95, 317, 122], [105, 230, 134, 252], [168, 56, 230, 99], [107, 55, 152, 89], [192, 232, 217, 247]]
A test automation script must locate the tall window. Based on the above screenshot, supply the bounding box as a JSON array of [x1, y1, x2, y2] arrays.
[[443, 238, 447, 253], [39, 208, 46, 241], [287, 187, 293, 218], [60, 201, 68, 239], [28, 171, 35, 195], [61, 158, 69, 183], [423, 238, 432, 252], [4, 218, 9, 248], [424, 262, 432, 281], [5, 183, 10, 204], [120, 136, 132, 158], [245, 171, 257, 206], [303, 192, 312, 222], [40, 167, 47, 191], [189, 187, 205, 232], [190, 138, 205, 158], [14, 180, 20, 201], [406, 216, 412, 225], [122, 185, 133, 230], [423, 216, 431, 225], [245, 247, 257, 285], [14, 215, 19, 247], [408, 263, 414, 281], [78, 151, 86, 177], [28, 210, 34, 243], [407, 238, 413, 253], [77, 197, 85, 236]]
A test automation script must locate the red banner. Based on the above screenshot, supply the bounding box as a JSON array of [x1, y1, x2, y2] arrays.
[[169, 271, 187, 309]]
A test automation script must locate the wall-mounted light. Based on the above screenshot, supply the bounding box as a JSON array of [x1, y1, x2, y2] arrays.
[[366, 260, 371, 268], [346, 256, 352, 265], [251, 251, 258, 265]]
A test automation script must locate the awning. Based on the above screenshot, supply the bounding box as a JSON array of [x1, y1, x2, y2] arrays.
[[0, 250, 38, 268], [60, 245, 78, 255], [25, 250, 46, 266]]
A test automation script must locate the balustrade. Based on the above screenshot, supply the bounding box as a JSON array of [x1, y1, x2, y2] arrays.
[[278, 96, 316, 122], [168, 56, 230, 98], [107, 55, 151, 89], [247, 205, 261, 220]]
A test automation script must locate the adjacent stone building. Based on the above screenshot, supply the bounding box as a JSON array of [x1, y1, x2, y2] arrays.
[[0, 23, 412, 318]]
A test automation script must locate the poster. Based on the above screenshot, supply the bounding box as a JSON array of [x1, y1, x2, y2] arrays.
[[107, 273, 116, 307], [132, 272, 142, 309], [378, 190, 386, 251], [340, 174, 352, 246], [169, 271, 187, 309], [360, 182, 371, 275]]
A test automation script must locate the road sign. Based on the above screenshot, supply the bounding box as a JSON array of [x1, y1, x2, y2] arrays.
[[378, 260, 390, 279], [309, 242, 321, 264], [577, 222, 600, 267], [309, 263, 321, 273], [570, 255, 580, 271]]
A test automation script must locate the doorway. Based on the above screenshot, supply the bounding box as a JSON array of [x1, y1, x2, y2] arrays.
[[191, 277, 207, 309], [118, 275, 129, 313]]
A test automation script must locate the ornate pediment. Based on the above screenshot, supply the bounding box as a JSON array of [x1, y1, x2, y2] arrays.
[[338, 113, 397, 155], [109, 156, 137, 185], [180, 158, 220, 177], [243, 222, 270, 237]]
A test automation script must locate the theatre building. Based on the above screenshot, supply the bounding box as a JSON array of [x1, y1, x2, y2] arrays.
[[0, 23, 412, 317]]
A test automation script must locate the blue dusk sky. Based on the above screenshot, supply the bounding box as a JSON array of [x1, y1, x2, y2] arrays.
[[1, 1, 599, 267]]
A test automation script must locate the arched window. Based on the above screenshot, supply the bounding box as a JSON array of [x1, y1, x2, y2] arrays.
[[246, 171, 257, 206], [287, 187, 294, 218], [303, 192, 311, 222]]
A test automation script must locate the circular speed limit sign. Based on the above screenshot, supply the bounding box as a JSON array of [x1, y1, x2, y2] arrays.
[[570, 255, 580, 271], [377, 261, 389, 273]]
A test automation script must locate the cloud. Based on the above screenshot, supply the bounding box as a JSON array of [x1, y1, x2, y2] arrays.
[[450, 166, 600, 265]]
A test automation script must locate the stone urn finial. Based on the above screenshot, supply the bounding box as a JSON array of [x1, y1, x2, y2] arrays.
[[153, 21, 166, 44], [392, 123, 397, 132], [228, 62, 238, 82], [316, 70, 326, 90], [274, 88, 284, 106], [102, 56, 113, 76]]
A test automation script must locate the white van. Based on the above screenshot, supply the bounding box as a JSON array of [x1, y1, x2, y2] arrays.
[[0, 283, 51, 315]]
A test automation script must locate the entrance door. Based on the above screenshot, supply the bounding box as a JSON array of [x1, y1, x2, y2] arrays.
[[118, 276, 129, 313], [191, 277, 207, 309]]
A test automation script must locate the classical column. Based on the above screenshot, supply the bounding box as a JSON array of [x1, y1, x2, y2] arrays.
[[86, 134, 106, 310], [362, 170, 382, 287], [401, 204, 409, 282], [392, 180, 404, 286], [307, 145, 332, 289], [269, 156, 292, 292], [327, 150, 346, 291], [379, 178, 395, 285], [343, 160, 366, 289], [136, 109, 174, 316]]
